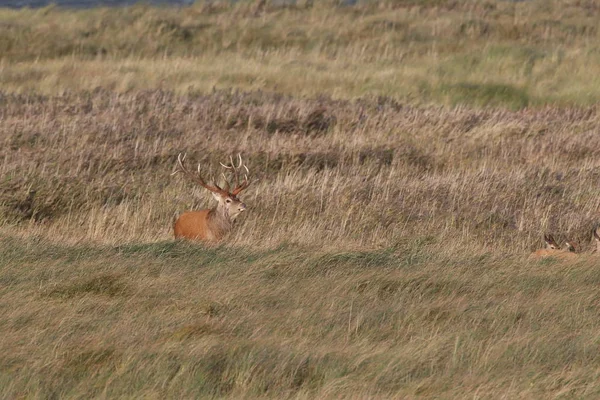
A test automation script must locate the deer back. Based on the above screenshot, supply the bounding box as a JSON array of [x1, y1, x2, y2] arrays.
[[529, 234, 577, 260], [174, 210, 212, 241]]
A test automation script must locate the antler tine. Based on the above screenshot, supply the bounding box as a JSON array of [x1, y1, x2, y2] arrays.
[[171, 153, 186, 176], [219, 157, 234, 192], [233, 155, 241, 187], [173, 152, 227, 195], [221, 172, 230, 191], [236, 153, 242, 187], [242, 165, 249, 184], [227, 155, 237, 186], [232, 155, 251, 196], [215, 153, 252, 195]]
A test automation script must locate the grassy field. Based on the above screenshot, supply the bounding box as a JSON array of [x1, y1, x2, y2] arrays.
[[2, 0, 600, 107], [3, 0, 600, 398]]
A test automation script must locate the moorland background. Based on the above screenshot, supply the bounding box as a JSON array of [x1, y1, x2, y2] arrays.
[[3, 0, 600, 398]]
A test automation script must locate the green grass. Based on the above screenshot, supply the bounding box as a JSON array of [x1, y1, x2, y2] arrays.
[[3, 235, 600, 398], [438, 82, 530, 109], [2, 0, 600, 107]]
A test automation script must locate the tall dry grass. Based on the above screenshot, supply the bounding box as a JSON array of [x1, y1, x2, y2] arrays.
[[2, 90, 600, 251]]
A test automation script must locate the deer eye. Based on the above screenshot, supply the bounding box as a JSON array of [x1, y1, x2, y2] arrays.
[[226, 199, 231, 203]]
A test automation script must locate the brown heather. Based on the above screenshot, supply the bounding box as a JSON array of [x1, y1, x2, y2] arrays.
[[3, 1, 600, 398], [2, 90, 600, 249]]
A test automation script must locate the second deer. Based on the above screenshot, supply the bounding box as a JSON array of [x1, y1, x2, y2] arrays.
[[592, 227, 600, 253], [530, 234, 578, 260]]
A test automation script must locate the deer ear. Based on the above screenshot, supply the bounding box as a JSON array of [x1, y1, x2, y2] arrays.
[[565, 242, 575, 252], [212, 192, 222, 201]]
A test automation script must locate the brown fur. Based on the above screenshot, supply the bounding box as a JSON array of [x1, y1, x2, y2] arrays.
[[174, 207, 236, 241], [530, 234, 577, 260]]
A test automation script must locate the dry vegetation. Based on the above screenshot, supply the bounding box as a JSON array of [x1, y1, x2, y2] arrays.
[[3, 0, 600, 398]]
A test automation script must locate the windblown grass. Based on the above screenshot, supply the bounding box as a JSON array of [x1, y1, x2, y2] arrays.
[[3, 234, 600, 398]]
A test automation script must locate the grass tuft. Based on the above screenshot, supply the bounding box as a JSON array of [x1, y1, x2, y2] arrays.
[[43, 274, 129, 299], [439, 82, 531, 109]]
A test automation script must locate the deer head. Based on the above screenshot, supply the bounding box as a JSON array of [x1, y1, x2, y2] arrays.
[[172, 153, 251, 221], [543, 234, 560, 250]]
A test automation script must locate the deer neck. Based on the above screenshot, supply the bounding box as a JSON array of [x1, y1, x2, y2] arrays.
[[207, 204, 234, 239]]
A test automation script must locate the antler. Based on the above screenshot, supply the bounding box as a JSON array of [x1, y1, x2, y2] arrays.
[[219, 154, 251, 196], [172, 153, 229, 196], [544, 234, 560, 249]]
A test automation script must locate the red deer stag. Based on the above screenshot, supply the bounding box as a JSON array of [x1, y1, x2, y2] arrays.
[[172, 153, 251, 242]]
